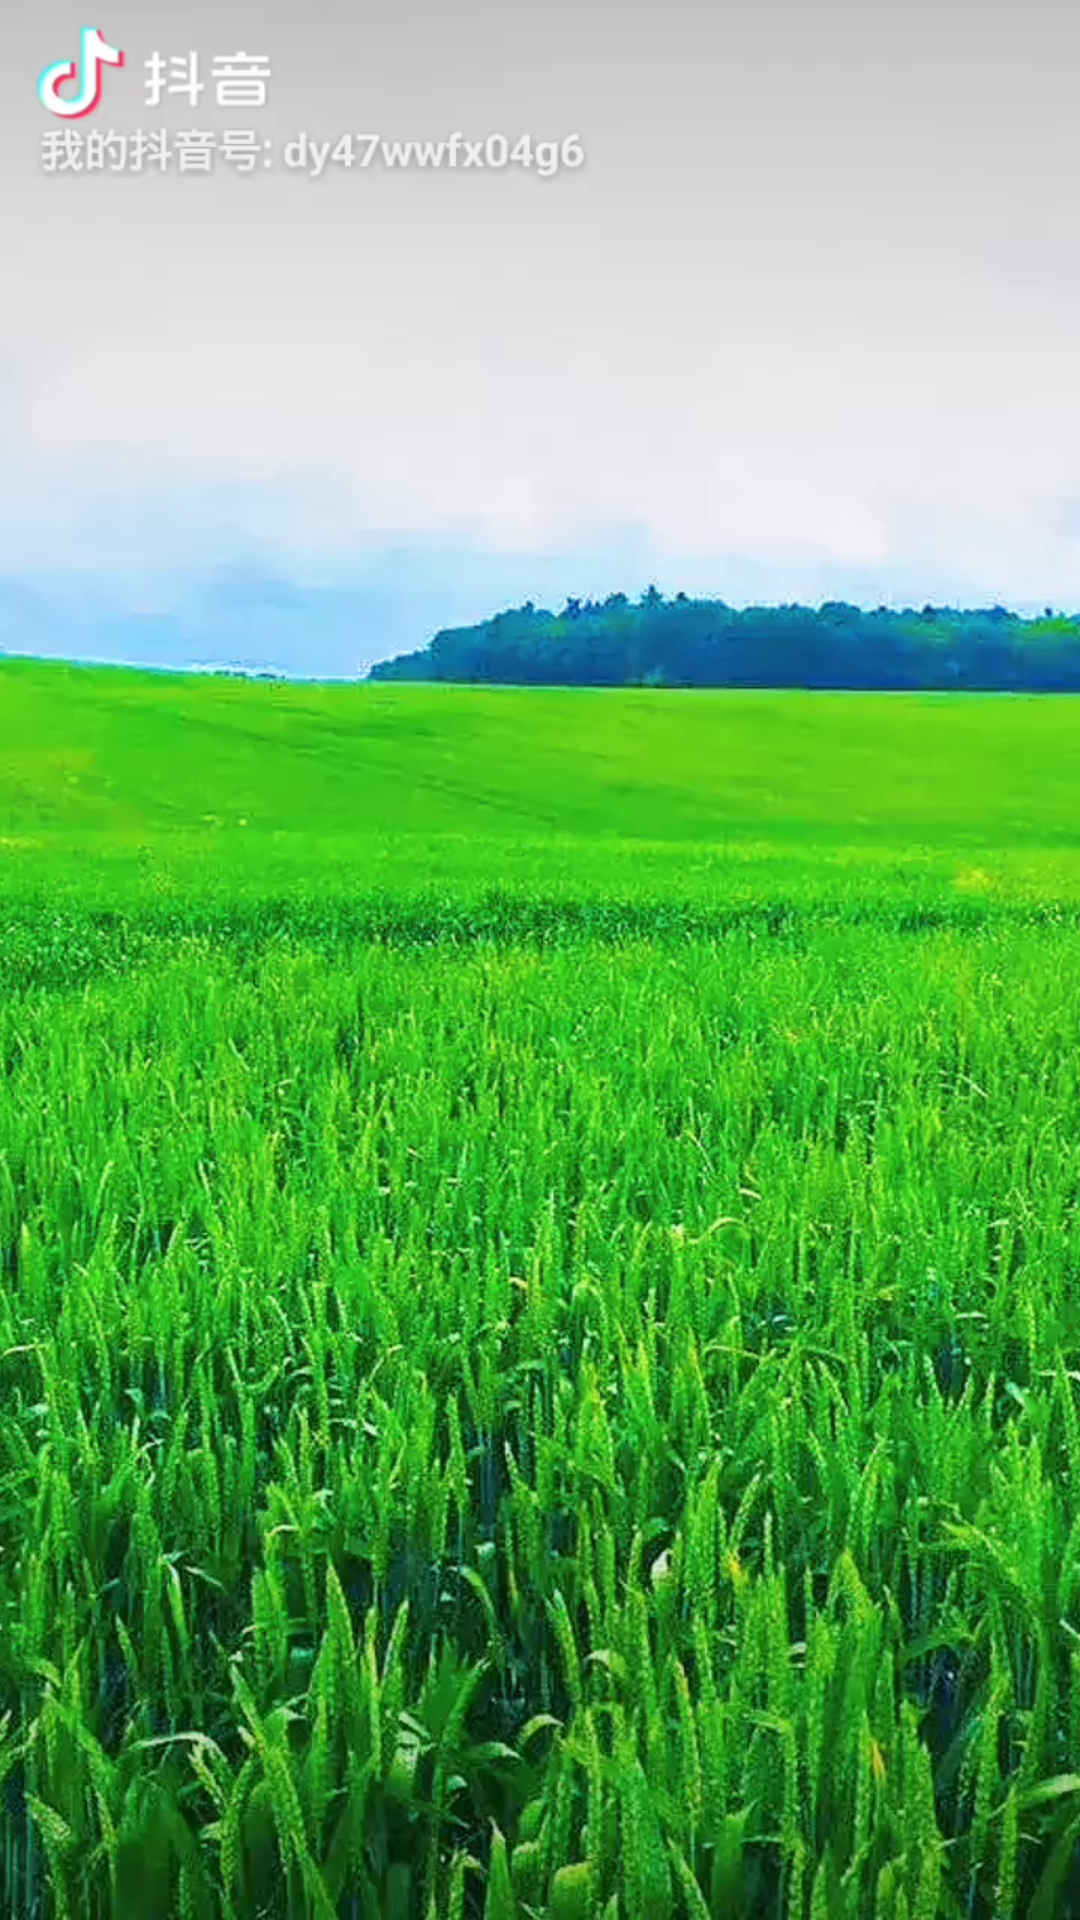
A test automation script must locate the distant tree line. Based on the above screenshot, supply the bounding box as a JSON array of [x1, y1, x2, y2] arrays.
[[368, 589, 1080, 690]]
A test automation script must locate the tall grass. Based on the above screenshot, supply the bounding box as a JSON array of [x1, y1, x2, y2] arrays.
[[4, 922, 1080, 1913]]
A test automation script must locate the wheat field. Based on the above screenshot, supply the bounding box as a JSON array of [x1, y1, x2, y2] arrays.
[[4, 662, 1080, 1916]]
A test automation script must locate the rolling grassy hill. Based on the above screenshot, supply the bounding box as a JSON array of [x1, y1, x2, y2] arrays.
[[3, 658, 1080, 915]]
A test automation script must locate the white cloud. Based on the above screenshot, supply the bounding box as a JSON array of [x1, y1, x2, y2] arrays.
[[8, 0, 1080, 623]]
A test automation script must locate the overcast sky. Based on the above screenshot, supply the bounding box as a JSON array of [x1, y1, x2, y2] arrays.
[[5, 0, 1080, 673]]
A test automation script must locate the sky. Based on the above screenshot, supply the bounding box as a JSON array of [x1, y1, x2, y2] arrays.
[[5, 0, 1080, 675]]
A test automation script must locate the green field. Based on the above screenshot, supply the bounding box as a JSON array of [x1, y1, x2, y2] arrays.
[[6, 657, 1080, 917], [5, 660, 1080, 1918]]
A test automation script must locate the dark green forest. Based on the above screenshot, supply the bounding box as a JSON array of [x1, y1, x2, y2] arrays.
[[369, 590, 1080, 689]]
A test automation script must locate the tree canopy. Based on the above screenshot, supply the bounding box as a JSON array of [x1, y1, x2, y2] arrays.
[[369, 591, 1080, 690]]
